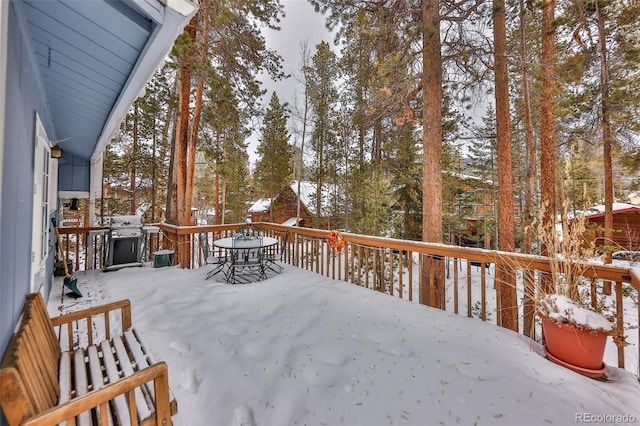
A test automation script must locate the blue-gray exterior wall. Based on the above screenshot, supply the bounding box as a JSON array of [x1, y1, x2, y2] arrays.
[[0, 0, 56, 370], [59, 154, 90, 192]]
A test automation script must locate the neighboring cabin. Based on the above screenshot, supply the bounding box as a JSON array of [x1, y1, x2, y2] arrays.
[[248, 181, 336, 228], [583, 203, 640, 251]]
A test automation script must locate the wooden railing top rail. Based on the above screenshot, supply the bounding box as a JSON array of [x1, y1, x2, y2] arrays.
[[254, 222, 638, 290], [57, 226, 108, 234], [157, 223, 242, 235]]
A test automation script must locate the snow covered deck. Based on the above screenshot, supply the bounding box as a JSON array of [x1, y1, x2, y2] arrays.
[[48, 264, 640, 425]]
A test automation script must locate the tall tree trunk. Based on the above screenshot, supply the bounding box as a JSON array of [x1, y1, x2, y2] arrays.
[[221, 175, 227, 224], [597, 4, 614, 253], [519, 0, 537, 337], [493, 0, 517, 331], [214, 133, 221, 224], [160, 85, 176, 222], [169, 17, 197, 226], [597, 2, 614, 294], [130, 101, 138, 215], [520, 0, 536, 255], [186, 75, 204, 226], [186, 7, 209, 226], [540, 0, 557, 283], [166, 114, 178, 223], [317, 135, 324, 226], [297, 70, 309, 224], [421, 0, 445, 309], [151, 101, 157, 222], [373, 118, 382, 165]]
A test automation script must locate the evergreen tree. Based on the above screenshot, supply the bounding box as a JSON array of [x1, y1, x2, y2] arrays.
[[388, 124, 422, 241], [101, 65, 174, 223], [351, 168, 396, 237], [308, 41, 340, 225], [254, 92, 293, 221], [466, 106, 498, 249], [200, 74, 250, 224], [166, 0, 285, 226], [222, 132, 252, 223], [557, 0, 640, 257]]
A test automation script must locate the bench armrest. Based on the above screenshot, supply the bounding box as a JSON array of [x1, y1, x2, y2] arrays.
[[50, 299, 132, 351], [22, 362, 172, 426]]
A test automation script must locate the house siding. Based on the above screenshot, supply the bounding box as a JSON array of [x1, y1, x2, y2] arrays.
[[58, 153, 91, 192], [0, 1, 55, 365], [1, 2, 196, 421], [587, 210, 640, 251], [250, 188, 314, 225]]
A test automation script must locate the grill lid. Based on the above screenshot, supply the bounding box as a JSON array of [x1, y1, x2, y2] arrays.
[[110, 215, 143, 229]]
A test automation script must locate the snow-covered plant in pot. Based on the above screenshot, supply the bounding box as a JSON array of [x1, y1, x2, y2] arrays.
[[535, 206, 614, 378]]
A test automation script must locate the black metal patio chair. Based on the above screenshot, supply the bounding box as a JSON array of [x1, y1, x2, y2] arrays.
[[265, 231, 289, 273], [199, 232, 227, 280]]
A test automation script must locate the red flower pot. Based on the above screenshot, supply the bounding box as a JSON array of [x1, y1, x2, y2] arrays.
[[539, 314, 608, 378]]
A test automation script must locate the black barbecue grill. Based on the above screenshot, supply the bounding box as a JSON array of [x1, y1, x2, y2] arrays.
[[104, 215, 144, 271]]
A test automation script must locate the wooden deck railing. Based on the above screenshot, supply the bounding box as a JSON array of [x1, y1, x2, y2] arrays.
[[55, 226, 165, 271], [56, 226, 109, 271], [57, 222, 640, 375]]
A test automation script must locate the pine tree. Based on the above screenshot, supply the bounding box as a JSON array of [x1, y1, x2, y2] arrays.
[[254, 92, 293, 221], [557, 0, 640, 258], [467, 106, 498, 249], [389, 125, 422, 240], [540, 0, 557, 268], [101, 65, 174, 223], [166, 0, 285, 226], [308, 41, 340, 225]]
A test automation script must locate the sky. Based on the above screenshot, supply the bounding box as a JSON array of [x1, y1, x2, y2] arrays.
[[262, 0, 334, 105], [247, 0, 485, 165], [248, 0, 334, 163], [48, 256, 640, 426]]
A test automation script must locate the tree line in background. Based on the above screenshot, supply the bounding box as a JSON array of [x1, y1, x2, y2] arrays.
[[102, 0, 639, 328]]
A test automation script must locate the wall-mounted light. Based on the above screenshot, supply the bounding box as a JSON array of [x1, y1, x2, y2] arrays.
[[69, 198, 80, 211], [50, 146, 63, 158]]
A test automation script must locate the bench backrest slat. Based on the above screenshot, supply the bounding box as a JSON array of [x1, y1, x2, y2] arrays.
[[30, 293, 62, 363], [0, 293, 61, 424], [21, 319, 58, 405]]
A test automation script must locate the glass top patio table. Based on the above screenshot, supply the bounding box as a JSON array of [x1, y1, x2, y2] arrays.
[[213, 236, 279, 284], [213, 236, 279, 250]]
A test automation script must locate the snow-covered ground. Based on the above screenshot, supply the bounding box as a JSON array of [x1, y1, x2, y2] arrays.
[[48, 263, 640, 426]]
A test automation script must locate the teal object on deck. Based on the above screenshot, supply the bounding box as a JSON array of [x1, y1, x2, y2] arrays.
[[153, 250, 175, 268]]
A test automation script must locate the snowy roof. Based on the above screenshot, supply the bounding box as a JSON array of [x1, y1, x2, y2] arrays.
[[584, 203, 640, 217], [444, 170, 494, 186], [248, 198, 272, 213], [289, 180, 336, 216], [281, 217, 301, 226]]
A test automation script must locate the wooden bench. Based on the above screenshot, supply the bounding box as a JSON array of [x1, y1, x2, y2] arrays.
[[0, 293, 177, 426]]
